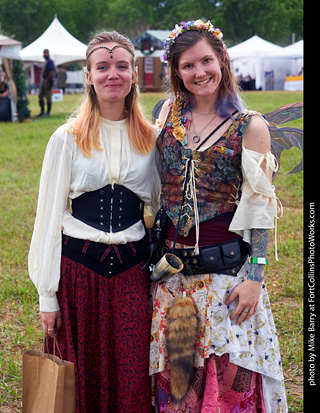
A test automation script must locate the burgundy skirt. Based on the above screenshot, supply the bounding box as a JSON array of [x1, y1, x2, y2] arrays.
[[48, 237, 152, 412]]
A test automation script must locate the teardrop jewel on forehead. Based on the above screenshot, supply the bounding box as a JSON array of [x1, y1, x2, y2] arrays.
[[87, 45, 134, 59]]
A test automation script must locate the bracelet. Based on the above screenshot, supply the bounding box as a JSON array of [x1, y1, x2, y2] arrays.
[[251, 257, 269, 265]]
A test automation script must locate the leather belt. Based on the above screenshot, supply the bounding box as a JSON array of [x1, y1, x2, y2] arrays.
[[158, 238, 250, 277]]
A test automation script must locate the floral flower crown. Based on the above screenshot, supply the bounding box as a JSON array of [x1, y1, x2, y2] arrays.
[[163, 19, 224, 64]]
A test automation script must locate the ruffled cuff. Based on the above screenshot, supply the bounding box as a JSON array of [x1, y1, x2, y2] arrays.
[[229, 184, 278, 243], [229, 146, 283, 259], [39, 294, 60, 312]]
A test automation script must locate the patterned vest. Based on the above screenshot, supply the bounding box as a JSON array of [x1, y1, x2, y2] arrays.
[[157, 105, 252, 237]]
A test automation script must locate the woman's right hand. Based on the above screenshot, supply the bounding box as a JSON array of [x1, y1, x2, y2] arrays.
[[40, 311, 62, 337]]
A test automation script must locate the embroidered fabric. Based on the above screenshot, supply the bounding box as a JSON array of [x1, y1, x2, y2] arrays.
[[157, 111, 245, 238]]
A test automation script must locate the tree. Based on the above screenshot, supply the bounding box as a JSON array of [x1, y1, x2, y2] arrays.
[[0, 0, 53, 45], [12, 60, 31, 121], [0, 0, 109, 45], [0, 0, 303, 47], [214, 0, 303, 45]]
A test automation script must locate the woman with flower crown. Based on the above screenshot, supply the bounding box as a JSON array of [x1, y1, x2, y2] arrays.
[[149, 19, 288, 412], [28, 30, 160, 412]]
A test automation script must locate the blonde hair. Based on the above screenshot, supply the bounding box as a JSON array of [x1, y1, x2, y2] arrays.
[[69, 31, 154, 157]]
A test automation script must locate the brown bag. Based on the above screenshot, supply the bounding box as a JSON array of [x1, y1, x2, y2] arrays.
[[22, 337, 75, 413]]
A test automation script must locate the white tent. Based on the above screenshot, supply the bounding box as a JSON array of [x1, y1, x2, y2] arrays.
[[269, 40, 303, 68], [228, 35, 283, 59], [0, 35, 22, 59], [282, 39, 303, 59], [20, 16, 87, 66], [228, 35, 285, 90], [269, 40, 303, 90]]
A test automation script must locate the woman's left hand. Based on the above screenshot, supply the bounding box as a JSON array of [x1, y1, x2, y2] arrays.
[[225, 279, 262, 325]]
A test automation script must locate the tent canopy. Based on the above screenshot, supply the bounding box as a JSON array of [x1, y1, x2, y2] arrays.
[[20, 16, 87, 65], [227, 35, 286, 90], [228, 35, 283, 60], [0, 35, 22, 59], [270, 40, 303, 59], [283, 39, 303, 58]]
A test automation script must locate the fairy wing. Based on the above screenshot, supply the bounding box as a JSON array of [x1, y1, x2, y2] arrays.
[[269, 127, 303, 176], [264, 102, 304, 177], [264, 102, 303, 126], [152, 99, 166, 124]]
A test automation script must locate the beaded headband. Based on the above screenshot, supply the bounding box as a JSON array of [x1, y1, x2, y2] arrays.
[[87, 45, 135, 60], [163, 19, 225, 64]]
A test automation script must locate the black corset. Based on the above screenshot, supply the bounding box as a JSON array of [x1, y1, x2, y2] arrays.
[[72, 184, 144, 233]]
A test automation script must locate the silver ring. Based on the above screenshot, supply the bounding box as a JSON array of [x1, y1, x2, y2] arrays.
[[48, 329, 54, 332], [242, 309, 249, 314]]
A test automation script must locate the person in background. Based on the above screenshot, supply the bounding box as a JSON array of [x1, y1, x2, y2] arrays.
[[36, 48, 55, 117], [28, 31, 160, 412], [56, 65, 67, 94], [150, 19, 287, 412], [0, 71, 9, 98]]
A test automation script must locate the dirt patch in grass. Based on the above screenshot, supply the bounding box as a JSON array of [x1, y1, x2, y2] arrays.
[[0, 402, 22, 413]]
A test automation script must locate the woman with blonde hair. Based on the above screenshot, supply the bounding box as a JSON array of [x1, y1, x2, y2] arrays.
[[28, 30, 160, 412]]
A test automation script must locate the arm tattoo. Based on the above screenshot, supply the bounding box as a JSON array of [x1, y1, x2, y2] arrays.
[[248, 228, 270, 283]]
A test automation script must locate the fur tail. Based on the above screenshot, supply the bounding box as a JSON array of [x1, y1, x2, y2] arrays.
[[166, 296, 200, 405]]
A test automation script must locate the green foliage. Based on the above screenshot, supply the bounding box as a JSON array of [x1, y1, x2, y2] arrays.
[[12, 60, 31, 122], [0, 0, 108, 45], [0, 0, 303, 46], [213, 0, 303, 45]]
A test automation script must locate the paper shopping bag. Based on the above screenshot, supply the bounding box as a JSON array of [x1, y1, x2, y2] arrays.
[[22, 337, 75, 413]]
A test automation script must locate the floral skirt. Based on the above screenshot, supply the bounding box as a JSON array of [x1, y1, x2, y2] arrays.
[[150, 251, 288, 413], [49, 253, 152, 413]]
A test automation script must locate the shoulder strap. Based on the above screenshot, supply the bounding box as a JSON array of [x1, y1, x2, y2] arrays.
[[196, 110, 238, 150]]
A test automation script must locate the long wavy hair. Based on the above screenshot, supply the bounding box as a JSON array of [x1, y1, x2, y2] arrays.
[[69, 31, 154, 157], [168, 30, 245, 118]]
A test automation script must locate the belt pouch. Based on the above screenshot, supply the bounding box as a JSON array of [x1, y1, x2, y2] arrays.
[[158, 239, 250, 277], [221, 240, 242, 267], [200, 239, 248, 275], [200, 245, 223, 272]]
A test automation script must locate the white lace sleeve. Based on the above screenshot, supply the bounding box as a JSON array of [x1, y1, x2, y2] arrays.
[[229, 146, 282, 257]]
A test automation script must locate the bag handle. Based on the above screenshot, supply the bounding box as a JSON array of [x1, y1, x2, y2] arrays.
[[43, 335, 64, 362]]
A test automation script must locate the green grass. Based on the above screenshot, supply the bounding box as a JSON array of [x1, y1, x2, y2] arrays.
[[0, 91, 303, 411]]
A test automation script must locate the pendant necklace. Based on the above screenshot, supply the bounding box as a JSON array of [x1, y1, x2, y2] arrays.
[[191, 110, 218, 143]]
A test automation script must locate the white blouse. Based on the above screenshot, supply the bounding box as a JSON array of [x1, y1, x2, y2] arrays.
[[28, 118, 161, 312], [229, 146, 281, 250]]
